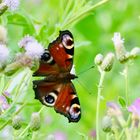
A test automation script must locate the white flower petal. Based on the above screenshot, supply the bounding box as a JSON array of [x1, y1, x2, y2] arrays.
[[18, 35, 36, 48], [112, 32, 124, 47], [3, 0, 20, 11], [25, 42, 44, 59]]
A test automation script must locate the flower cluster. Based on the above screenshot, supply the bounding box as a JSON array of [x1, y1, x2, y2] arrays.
[[102, 98, 140, 139], [18, 35, 44, 59], [95, 52, 115, 72]]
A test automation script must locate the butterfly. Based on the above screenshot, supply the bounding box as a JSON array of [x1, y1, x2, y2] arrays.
[[33, 30, 81, 122]]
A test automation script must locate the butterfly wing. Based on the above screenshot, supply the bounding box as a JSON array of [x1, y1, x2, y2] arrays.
[[33, 49, 60, 76], [33, 80, 81, 122], [34, 30, 74, 76], [48, 30, 74, 72]]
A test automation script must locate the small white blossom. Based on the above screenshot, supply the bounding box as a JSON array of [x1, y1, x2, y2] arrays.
[[25, 41, 44, 59], [112, 33, 124, 47], [2, 0, 20, 11], [112, 32, 128, 63], [19, 35, 44, 59], [0, 44, 9, 64], [18, 35, 36, 48]]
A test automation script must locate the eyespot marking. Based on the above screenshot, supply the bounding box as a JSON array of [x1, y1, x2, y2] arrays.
[[42, 92, 57, 107], [41, 50, 53, 64], [69, 104, 81, 119], [62, 35, 74, 49]]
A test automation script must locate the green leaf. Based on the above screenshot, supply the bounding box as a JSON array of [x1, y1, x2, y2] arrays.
[[7, 13, 36, 35], [37, 24, 49, 44], [118, 96, 126, 108]]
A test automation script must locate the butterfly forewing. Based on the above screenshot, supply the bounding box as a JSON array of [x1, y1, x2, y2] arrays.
[[48, 30, 74, 72]]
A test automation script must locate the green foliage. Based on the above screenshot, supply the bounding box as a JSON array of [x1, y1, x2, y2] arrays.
[[118, 96, 126, 108]]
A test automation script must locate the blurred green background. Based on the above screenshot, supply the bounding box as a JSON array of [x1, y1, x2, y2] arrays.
[[2, 0, 140, 139]]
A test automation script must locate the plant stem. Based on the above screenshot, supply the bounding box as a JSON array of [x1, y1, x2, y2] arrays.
[[0, 119, 11, 130], [18, 124, 30, 137], [124, 64, 129, 105], [38, 106, 45, 114], [96, 70, 105, 140], [119, 115, 131, 139], [118, 115, 131, 140]]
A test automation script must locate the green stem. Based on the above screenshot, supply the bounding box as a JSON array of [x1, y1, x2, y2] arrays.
[[118, 116, 131, 140], [38, 106, 45, 114], [119, 115, 131, 139], [96, 70, 105, 140], [18, 124, 30, 137], [0, 119, 11, 130], [124, 64, 129, 105]]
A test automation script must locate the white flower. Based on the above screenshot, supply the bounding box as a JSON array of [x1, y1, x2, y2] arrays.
[[2, 0, 20, 11], [18, 35, 36, 48], [112, 32, 124, 48], [112, 33, 128, 63], [19, 35, 44, 59], [0, 44, 9, 64], [25, 41, 44, 59]]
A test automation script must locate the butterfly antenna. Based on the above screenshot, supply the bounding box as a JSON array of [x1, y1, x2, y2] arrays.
[[77, 65, 94, 76], [75, 78, 93, 95]]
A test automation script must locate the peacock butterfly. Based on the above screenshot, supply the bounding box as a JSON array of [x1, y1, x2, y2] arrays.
[[33, 30, 81, 122]]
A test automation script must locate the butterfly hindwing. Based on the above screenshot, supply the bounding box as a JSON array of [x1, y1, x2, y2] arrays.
[[33, 80, 81, 122]]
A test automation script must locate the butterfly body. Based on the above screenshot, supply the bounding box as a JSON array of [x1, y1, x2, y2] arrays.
[[33, 30, 81, 122]]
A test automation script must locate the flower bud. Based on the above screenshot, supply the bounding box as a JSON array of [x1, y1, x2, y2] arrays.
[[102, 115, 112, 133], [30, 112, 40, 131], [100, 52, 115, 72], [12, 115, 22, 130], [94, 54, 103, 65], [112, 33, 128, 63], [130, 47, 140, 59]]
